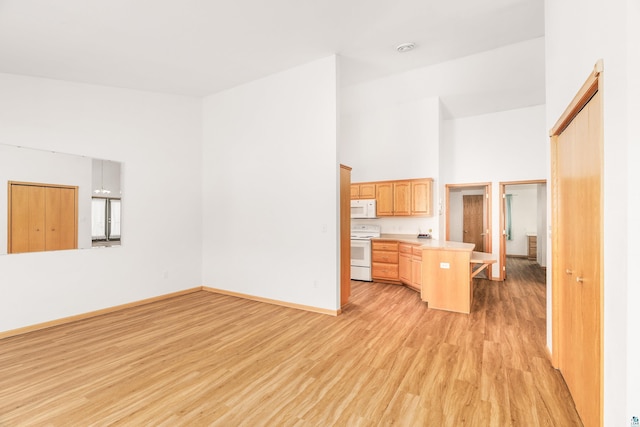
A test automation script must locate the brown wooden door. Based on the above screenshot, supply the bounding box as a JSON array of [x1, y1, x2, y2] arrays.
[[463, 195, 484, 251], [554, 89, 602, 427]]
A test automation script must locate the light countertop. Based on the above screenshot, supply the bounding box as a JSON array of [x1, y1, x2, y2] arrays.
[[374, 234, 475, 252]]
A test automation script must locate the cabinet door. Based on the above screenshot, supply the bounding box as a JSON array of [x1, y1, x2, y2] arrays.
[[45, 186, 77, 251], [350, 184, 360, 199], [359, 183, 376, 199], [399, 252, 411, 284], [393, 182, 411, 216], [372, 262, 399, 280], [376, 183, 394, 216], [9, 185, 46, 253], [411, 179, 433, 216], [411, 256, 422, 289]]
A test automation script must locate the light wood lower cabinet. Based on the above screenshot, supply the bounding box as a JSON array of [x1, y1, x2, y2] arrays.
[[372, 240, 399, 283], [399, 243, 422, 291], [411, 246, 422, 291], [399, 244, 412, 283]]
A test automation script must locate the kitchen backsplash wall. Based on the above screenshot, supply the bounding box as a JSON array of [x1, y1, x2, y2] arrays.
[[352, 216, 439, 239]]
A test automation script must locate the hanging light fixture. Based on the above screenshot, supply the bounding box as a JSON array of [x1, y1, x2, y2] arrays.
[[94, 160, 111, 195]]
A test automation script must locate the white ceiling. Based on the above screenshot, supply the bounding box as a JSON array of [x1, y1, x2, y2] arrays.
[[0, 0, 545, 116]]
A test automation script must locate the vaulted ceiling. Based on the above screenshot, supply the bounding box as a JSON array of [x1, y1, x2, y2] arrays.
[[0, 0, 545, 117]]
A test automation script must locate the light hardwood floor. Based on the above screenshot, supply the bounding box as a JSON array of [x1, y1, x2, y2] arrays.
[[0, 259, 582, 426]]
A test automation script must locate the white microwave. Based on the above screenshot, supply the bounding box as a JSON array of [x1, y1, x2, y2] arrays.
[[351, 199, 377, 219]]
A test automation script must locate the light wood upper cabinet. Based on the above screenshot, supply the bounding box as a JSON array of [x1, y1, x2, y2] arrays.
[[353, 178, 433, 217], [411, 179, 433, 216], [375, 182, 394, 216], [350, 183, 376, 200], [393, 182, 411, 216]]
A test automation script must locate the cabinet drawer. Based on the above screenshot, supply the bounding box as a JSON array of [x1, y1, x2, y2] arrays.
[[399, 243, 412, 254], [412, 246, 422, 258], [372, 250, 399, 264], [372, 241, 398, 251], [372, 262, 399, 279]]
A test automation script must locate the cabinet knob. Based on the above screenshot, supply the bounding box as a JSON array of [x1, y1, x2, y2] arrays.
[[565, 269, 572, 275], [576, 277, 584, 283]]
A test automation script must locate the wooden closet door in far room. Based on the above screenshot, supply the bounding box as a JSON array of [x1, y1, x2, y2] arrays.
[[9, 182, 78, 254], [9, 184, 46, 253], [45, 186, 77, 251]]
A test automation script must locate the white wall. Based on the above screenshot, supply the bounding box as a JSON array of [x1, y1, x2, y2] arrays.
[[339, 62, 443, 238], [545, 0, 636, 422], [0, 73, 203, 333], [340, 96, 441, 183], [441, 105, 547, 278], [352, 217, 437, 238], [201, 56, 339, 311]]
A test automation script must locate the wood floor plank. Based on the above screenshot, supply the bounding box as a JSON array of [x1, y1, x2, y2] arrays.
[[0, 258, 582, 426]]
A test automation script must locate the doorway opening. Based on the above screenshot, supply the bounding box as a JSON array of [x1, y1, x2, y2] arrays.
[[445, 183, 492, 279], [498, 180, 547, 281]]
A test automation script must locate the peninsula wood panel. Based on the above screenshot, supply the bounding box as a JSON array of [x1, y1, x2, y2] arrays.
[[422, 249, 473, 313]]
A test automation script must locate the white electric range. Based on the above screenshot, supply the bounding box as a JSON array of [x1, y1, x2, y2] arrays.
[[350, 224, 380, 281]]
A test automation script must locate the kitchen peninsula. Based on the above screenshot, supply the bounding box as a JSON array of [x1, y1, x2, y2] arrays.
[[372, 235, 495, 314]]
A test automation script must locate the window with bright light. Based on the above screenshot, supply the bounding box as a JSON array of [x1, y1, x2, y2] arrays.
[[92, 197, 121, 244]]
